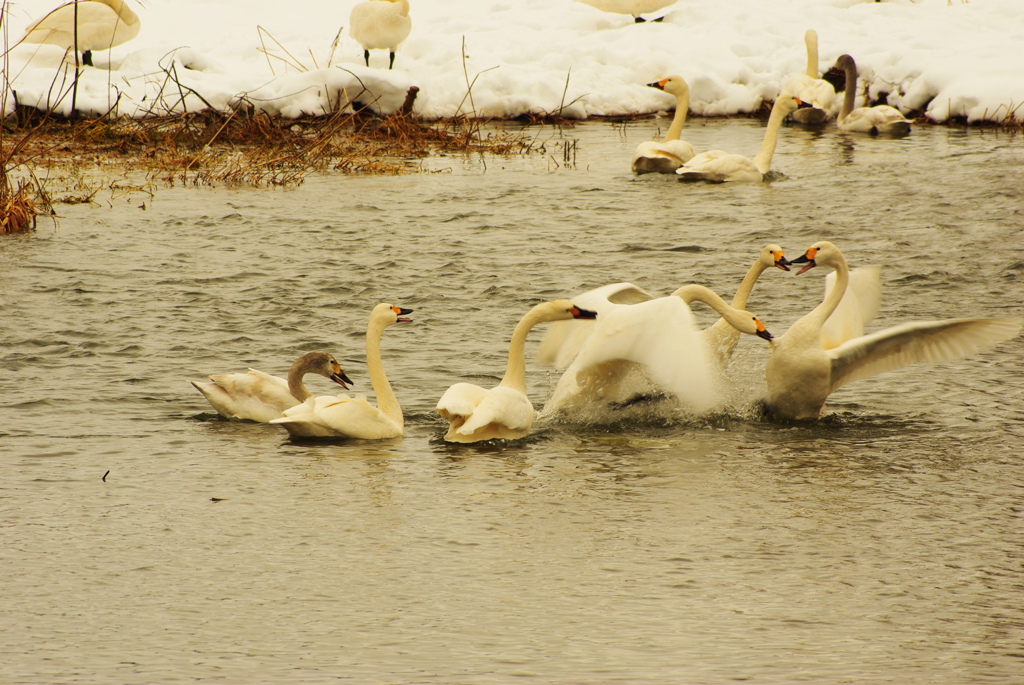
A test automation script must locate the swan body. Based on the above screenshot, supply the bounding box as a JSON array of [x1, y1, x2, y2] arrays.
[[574, 0, 677, 21], [676, 96, 809, 182], [781, 30, 838, 125], [834, 54, 912, 135], [271, 304, 412, 439], [437, 300, 597, 443], [764, 241, 1023, 420], [544, 284, 773, 416], [20, 0, 140, 66], [632, 76, 695, 174], [350, 0, 412, 69], [191, 352, 352, 423]]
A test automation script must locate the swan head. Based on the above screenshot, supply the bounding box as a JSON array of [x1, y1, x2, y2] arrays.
[[761, 243, 791, 271], [294, 351, 354, 388], [774, 95, 813, 116], [749, 315, 773, 341], [533, 299, 598, 323], [371, 302, 414, 325], [790, 240, 842, 275], [647, 75, 689, 98]]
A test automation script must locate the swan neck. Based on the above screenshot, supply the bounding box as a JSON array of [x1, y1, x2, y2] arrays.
[[286, 360, 315, 402], [366, 318, 403, 426], [810, 256, 850, 326], [752, 102, 789, 173], [730, 257, 770, 309], [499, 310, 540, 394], [664, 90, 690, 142], [840, 62, 857, 121], [673, 284, 741, 324], [804, 30, 819, 77]]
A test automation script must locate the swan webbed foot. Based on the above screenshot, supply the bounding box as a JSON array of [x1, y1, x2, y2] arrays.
[[388, 51, 396, 69], [82, 50, 93, 67], [363, 50, 370, 67]]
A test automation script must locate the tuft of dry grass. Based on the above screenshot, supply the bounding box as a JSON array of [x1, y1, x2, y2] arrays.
[[0, 167, 49, 234]]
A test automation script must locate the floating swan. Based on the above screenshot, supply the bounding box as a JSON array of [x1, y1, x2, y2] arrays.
[[543, 284, 773, 417], [764, 241, 1023, 420], [781, 29, 838, 125], [271, 304, 412, 439], [349, 0, 412, 70], [834, 54, 912, 135], [191, 352, 352, 423], [676, 95, 810, 182], [632, 76, 696, 174], [574, 0, 678, 22], [19, 0, 140, 66], [436, 300, 597, 443]]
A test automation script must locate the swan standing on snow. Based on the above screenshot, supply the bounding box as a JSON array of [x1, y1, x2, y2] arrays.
[[436, 300, 597, 443], [781, 29, 838, 125], [191, 352, 353, 423], [676, 95, 810, 182], [632, 76, 696, 174], [349, 0, 412, 70], [573, 0, 678, 22], [764, 241, 1023, 420], [543, 285, 773, 416], [272, 304, 413, 439], [20, 0, 140, 66], [833, 54, 912, 135]]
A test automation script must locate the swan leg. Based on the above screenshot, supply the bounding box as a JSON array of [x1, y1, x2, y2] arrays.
[[82, 50, 93, 67], [363, 49, 370, 67], [388, 51, 396, 69]]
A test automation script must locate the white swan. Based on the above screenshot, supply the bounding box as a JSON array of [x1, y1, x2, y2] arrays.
[[544, 285, 773, 416], [191, 352, 352, 423], [764, 241, 1023, 420], [632, 76, 696, 174], [349, 0, 412, 70], [781, 29, 838, 125], [834, 54, 912, 135], [574, 0, 678, 22], [436, 300, 598, 443], [271, 304, 412, 439], [676, 95, 809, 182], [19, 0, 140, 66]]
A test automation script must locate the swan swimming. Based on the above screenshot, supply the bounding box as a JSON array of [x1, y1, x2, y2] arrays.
[[764, 241, 1023, 420], [541, 284, 773, 417], [19, 0, 140, 66], [781, 29, 838, 125], [349, 0, 412, 70], [271, 304, 412, 439], [632, 76, 695, 174], [676, 95, 810, 182], [436, 300, 597, 443], [833, 54, 912, 135], [573, 0, 678, 22], [191, 352, 352, 423]]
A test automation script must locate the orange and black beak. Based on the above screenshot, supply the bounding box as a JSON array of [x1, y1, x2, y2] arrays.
[[329, 362, 354, 389], [773, 250, 791, 271], [795, 98, 814, 109], [391, 306, 414, 322], [647, 79, 669, 91], [790, 247, 818, 275], [755, 318, 773, 341], [570, 306, 598, 320]]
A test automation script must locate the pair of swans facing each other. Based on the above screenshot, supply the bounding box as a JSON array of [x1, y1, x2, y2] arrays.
[[20, 0, 140, 66], [350, 0, 412, 70], [764, 241, 1022, 421]]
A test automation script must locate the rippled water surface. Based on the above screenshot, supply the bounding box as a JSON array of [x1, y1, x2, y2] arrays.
[[3, 120, 1024, 684]]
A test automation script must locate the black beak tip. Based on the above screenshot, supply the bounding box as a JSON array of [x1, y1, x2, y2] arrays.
[[574, 307, 598, 320]]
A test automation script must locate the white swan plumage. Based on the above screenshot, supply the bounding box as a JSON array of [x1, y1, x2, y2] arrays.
[[676, 95, 809, 182], [632, 76, 696, 174], [271, 304, 412, 439], [191, 352, 352, 423], [543, 284, 773, 417], [20, 0, 140, 66], [764, 241, 1023, 420], [349, 0, 412, 70], [834, 54, 912, 135], [437, 300, 598, 443], [574, 0, 678, 22], [781, 29, 838, 125]]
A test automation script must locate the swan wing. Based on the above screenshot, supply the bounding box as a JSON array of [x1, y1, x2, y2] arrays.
[[192, 368, 295, 422], [821, 266, 882, 349], [676, 151, 760, 183], [840, 106, 911, 134], [827, 317, 1023, 393], [272, 393, 401, 439], [436, 382, 489, 419], [632, 140, 695, 173], [456, 386, 535, 438], [537, 282, 655, 368]]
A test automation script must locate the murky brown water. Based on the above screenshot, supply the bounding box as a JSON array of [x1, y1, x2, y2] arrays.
[[2, 119, 1023, 683]]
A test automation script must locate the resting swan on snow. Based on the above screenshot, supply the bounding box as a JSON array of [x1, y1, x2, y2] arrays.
[[781, 29, 838, 125], [271, 304, 412, 439], [350, 0, 412, 69], [574, 0, 678, 22], [834, 54, 912, 135], [20, 0, 140, 66], [541, 284, 773, 417], [676, 95, 810, 182], [632, 76, 695, 174], [764, 241, 1023, 420], [192, 352, 352, 423], [436, 300, 597, 443]]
